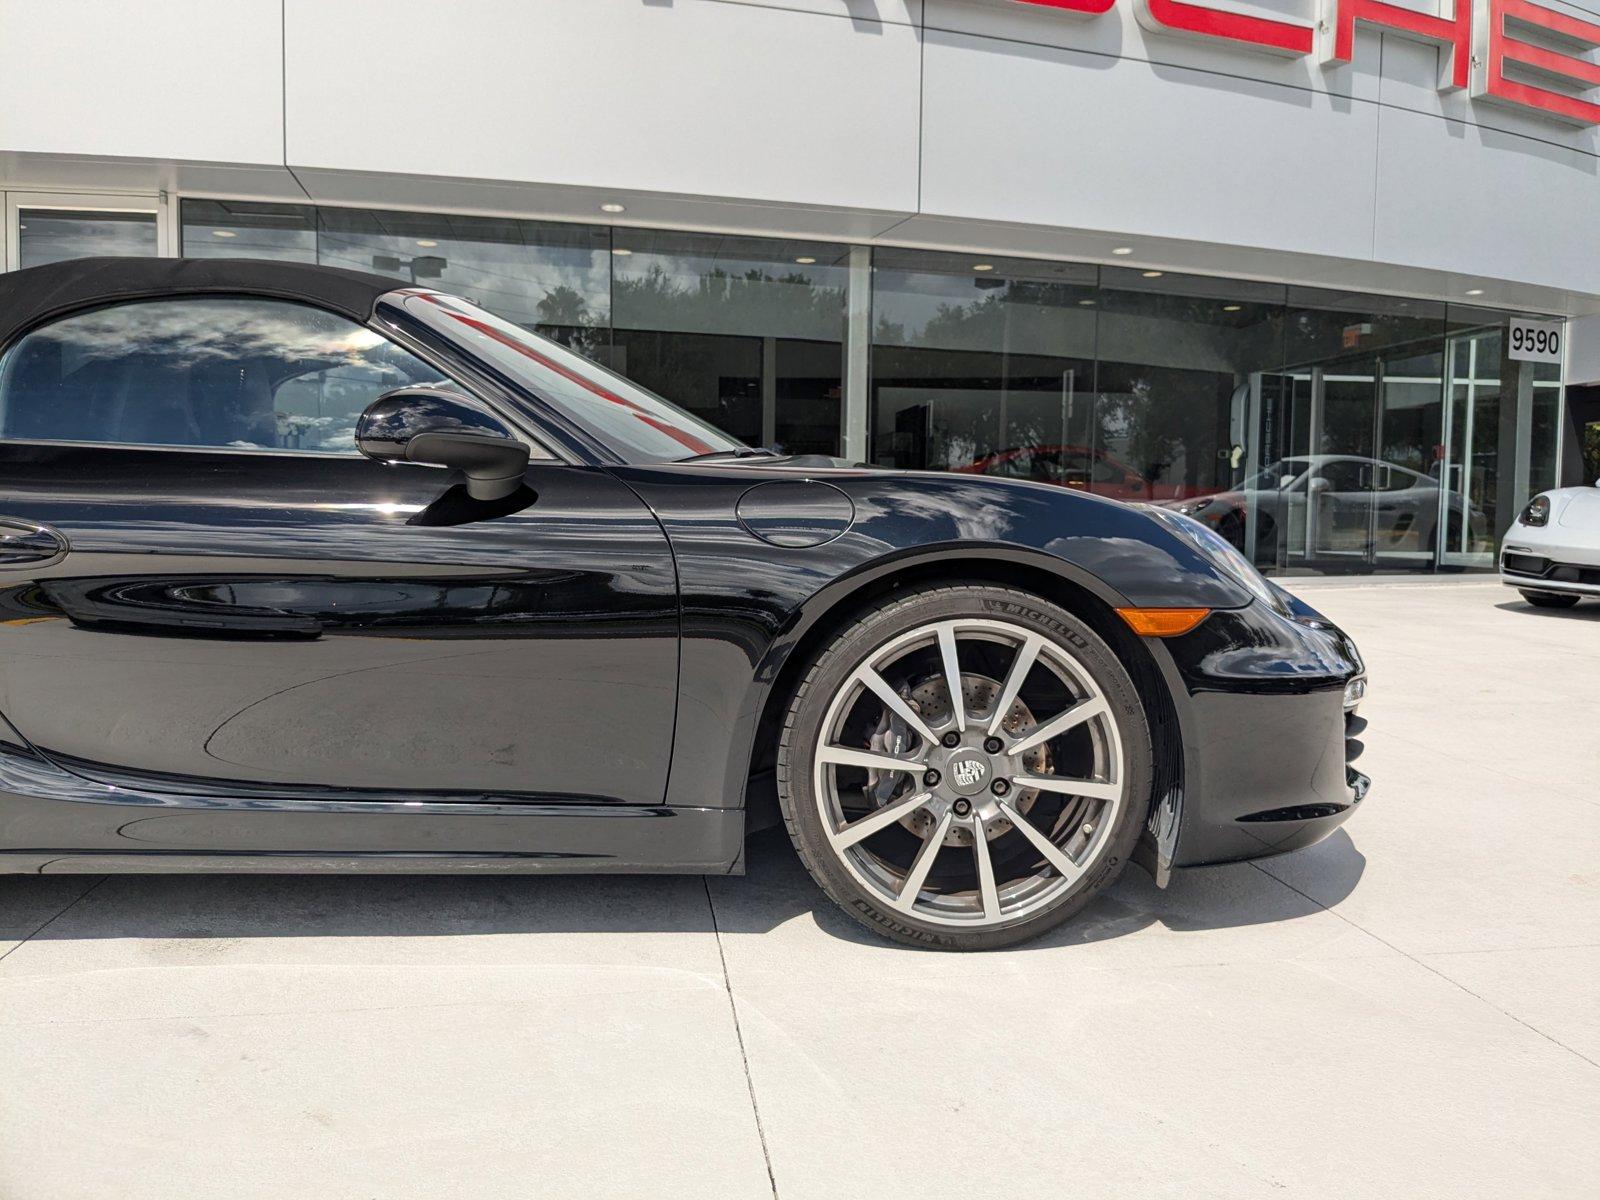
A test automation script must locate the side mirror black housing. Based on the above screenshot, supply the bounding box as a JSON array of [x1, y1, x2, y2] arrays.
[[357, 388, 530, 501]]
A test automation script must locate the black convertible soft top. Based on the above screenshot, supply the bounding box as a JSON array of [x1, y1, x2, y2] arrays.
[[0, 257, 406, 348]]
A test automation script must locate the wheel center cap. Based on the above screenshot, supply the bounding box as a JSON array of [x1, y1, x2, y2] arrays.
[[945, 752, 990, 796]]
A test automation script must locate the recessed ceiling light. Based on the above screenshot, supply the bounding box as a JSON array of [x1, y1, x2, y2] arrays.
[[1142, 270, 1163, 278], [1078, 299, 1096, 307], [1111, 247, 1133, 256], [600, 203, 626, 214], [795, 256, 816, 265], [1222, 304, 1242, 312], [212, 229, 237, 238], [1465, 288, 1484, 296], [972, 263, 995, 272], [416, 239, 438, 248], [611, 247, 632, 256]]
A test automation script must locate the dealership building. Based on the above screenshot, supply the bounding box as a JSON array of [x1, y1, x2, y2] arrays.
[[5, 0, 1600, 574]]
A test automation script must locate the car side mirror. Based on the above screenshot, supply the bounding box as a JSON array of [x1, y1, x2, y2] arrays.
[[357, 388, 530, 502], [1307, 476, 1332, 495]]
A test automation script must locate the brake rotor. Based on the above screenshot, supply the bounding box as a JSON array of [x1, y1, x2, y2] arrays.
[[865, 672, 1049, 847]]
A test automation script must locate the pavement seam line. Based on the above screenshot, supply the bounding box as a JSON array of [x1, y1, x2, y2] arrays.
[[0, 875, 108, 965], [1248, 860, 1600, 1072], [703, 875, 780, 1200]]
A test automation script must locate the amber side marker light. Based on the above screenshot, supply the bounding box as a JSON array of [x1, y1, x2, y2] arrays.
[[1115, 607, 1211, 637]]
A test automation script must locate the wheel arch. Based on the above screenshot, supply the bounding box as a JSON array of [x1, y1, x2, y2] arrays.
[[740, 547, 1187, 863]]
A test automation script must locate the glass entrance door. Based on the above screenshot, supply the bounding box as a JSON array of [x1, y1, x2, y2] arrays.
[[1373, 350, 1445, 571], [1284, 349, 1446, 573], [1439, 332, 1502, 567], [1305, 360, 1381, 570]]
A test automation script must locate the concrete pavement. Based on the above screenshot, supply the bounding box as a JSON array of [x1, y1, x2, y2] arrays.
[[1, 578, 1596, 1198]]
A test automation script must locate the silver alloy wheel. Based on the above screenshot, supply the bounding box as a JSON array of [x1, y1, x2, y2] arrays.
[[811, 617, 1126, 929]]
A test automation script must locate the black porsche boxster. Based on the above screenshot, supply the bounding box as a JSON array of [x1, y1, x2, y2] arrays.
[[0, 258, 1368, 949]]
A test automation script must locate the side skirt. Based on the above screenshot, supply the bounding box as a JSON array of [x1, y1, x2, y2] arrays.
[[0, 737, 744, 875], [2, 851, 740, 875]]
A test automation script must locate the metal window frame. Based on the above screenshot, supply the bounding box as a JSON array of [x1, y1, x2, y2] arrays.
[[3, 190, 173, 271], [843, 244, 872, 462], [1554, 328, 1569, 488]]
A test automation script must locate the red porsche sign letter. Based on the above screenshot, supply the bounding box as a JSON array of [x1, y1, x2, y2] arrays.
[[1010, 0, 1117, 14], [1319, 0, 1471, 89], [1134, 0, 1313, 54], [1004, 0, 1600, 127], [1473, 0, 1600, 125]]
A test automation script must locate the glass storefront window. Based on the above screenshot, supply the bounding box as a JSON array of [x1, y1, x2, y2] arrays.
[[154, 199, 1569, 571], [316, 208, 611, 352], [1444, 306, 1567, 560], [1530, 369, 1563, 497], [1266, 290, 1451, 574], [1094, 269, 1286, 550], [872, 250, 1097, 481], [610, 231, 847, 454], [19, 209, 156, 268], [178, 201, 849, 455], [181, 200, 316, 262]]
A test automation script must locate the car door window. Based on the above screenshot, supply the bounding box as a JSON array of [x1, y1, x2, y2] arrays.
[[1089, 456, 1127, 485], [0, 296, 452, 454], [1059, 452, 1097, 486], [1319, 460, 1365, 492], [990, 452, 1032, 479]]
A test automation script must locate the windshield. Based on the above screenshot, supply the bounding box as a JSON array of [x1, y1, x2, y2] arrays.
[[399, 291, 746, 462]]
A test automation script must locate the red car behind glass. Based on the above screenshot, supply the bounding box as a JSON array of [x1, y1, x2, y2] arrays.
[[957, 444, 1214, 503]]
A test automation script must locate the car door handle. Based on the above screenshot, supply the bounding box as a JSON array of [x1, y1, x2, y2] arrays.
[[0, 518, 69, 568]]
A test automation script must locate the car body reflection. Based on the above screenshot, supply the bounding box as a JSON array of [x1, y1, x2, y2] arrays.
[[955, 443, 1218, 503], [1157, 454, 1488, 559]]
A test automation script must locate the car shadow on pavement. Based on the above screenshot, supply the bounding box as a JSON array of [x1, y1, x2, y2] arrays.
[[714, 826, 1367, 951], [0, 827, 1365, 952], [1494, 600, 1600, 620]]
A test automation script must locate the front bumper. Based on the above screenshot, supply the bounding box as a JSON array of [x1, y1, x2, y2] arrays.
[[1150, 596, 1369, 874], [1500, 550, 1600, 597], [1500, 518, 1600, 596]]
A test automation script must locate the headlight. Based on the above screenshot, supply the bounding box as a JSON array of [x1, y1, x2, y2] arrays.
[[1139, 504, 1287, 614], [1175, 498, 1214, 516], [1519, 495, 1551, 527]]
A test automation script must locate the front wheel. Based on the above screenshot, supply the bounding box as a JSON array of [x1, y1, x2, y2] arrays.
[[777, 585, 1152, 950], [1520, 589, 1581, 609]]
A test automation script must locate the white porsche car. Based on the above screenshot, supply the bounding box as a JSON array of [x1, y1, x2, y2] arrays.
[[1500, 481, 1600, 608]]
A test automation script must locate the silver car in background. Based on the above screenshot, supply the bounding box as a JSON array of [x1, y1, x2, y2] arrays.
[[1165, 454, 1487, 563], [1500, 481, 1600, 608]]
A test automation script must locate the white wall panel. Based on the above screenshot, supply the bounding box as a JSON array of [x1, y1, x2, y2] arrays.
[[1377, 30, 1600, 156], [0, 0, 283, 165], [2, 0, 1597, 308], [1372, 104, 1600, 295], [284, 0, 922, 212], [918, 26, 1380, 260]]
